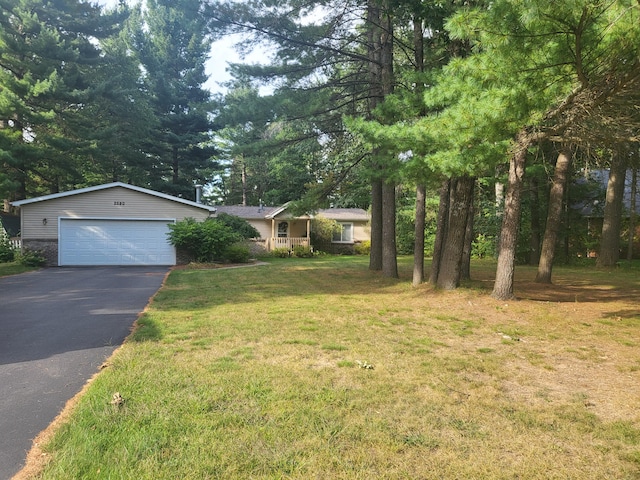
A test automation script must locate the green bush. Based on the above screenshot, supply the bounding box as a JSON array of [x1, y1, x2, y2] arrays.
[[310, 216, 340, 253], [0, 238, 16, 263], [17, 249, 46, 267], [354, 240, 370, 255], [271, 247, 291, 258], [472, 234, 496, 259], [292, 245, 314, 258], [215, 213, 260, 239], [224, 243, 250, 263], [167, 218, 242, 262]]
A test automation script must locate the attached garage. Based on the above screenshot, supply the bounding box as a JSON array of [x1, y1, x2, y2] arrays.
[[59, 218, 177, 266], [12, 183, 217, 266]]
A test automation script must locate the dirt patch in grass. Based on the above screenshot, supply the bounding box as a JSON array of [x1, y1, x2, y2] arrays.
[[433, 266, 640, 423]]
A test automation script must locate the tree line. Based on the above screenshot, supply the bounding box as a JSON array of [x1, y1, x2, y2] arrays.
[[2, 0, 639, 299]]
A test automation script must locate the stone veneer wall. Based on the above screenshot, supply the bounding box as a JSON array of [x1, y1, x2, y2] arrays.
[[22, 239, 58, 266], [175, 247, 194, 265], [246, 239, 267, 257]]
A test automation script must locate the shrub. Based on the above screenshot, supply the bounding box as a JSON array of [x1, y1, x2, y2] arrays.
[[354, 240, 371, 255], [271, 247, 291, 258], [0, 238, 16, 263], [292, 245, 314, 258], [215, 213, 260, 239], [167, 218, 242, 262], [17, 249, 46, 267], [310, 216, 340, 253], [396, 206, 416, 255], [224, 244, 250, 263], [472, 234, 496, 259]]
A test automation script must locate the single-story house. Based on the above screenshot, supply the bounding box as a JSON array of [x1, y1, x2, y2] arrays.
[[11, 182, 217, 266], [215, 204, 370, 254]]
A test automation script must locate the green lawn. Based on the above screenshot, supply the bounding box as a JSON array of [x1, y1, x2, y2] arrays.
[[29, 256, 640, 479], [0, 262, 38, 277]]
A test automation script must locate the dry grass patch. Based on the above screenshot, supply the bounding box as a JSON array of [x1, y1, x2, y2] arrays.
[[25, 257, 640, 479]]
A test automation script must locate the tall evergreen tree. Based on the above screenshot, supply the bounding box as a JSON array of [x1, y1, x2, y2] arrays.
[[0, 0, 121, 200], [130, 0, 216, 200], [397, 0, 640, 298]]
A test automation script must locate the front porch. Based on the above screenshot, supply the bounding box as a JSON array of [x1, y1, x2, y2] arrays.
[[265, 217, 311, 252], [266, 237, 311, 251]]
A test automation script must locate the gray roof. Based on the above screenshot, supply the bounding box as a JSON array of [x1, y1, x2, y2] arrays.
[[318, 208, 369, 222], [215, 205, 280, 219], [215, 204, 369, 222]]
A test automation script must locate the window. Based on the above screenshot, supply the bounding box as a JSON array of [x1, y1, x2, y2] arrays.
[[332, 222, 353, 243], [277, 221, 288, 238]]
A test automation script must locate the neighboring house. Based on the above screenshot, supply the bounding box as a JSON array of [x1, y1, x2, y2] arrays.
[[573, 169, 640, 218], [0, 212, 21, 248], [572, 169, 639, 257], [11, 182, 216, 266], [215, 204, 370, 253]]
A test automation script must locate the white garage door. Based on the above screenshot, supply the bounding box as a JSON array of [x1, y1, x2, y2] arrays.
[[59, 218, 176, 266]]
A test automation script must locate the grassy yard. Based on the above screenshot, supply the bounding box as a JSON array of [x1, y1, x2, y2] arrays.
[[22, 256, 640, 479], [0, 262, 37, 277]]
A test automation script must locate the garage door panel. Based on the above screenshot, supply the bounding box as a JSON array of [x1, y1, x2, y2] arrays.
[[60, 219, 176, 266]]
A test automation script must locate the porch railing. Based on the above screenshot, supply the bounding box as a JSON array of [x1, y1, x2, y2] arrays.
[[266, 237, 310, 251], [8, 239, 21, 250]]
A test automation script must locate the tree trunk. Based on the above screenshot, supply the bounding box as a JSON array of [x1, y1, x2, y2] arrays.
[[413, 183, 426, 286], [411, 16, 425, 287], [492, 132, 529, 300], [528, 175, 541, 265], [429, 179, 450, 285], [366, 0, 395, 273], [379, 2, 396, 278], [627, 168, 637, 261], [437, 176, 474, 290], [460, 180, 475, 281], [597, 151, 628, 267], [369, 178, 383, 271], [536, 147, 572, 283], [172, 145, 179, 184], [241, 158, 247, 207], [382, 182, 398, 278]]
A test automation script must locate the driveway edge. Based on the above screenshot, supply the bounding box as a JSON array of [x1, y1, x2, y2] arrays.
[[11, 269, 172, 480]]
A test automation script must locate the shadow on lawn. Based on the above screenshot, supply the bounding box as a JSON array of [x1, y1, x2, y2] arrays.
[[130, 314, 164, 342], [162, 257, 640, 311], [464, 262, 640, 305]]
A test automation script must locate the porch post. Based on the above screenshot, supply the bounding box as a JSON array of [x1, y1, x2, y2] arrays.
[[306, 219, 310, 244], [271, 219, 275, 251]]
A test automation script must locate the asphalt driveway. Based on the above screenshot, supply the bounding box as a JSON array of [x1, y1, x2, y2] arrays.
[[0, 266, 169, 480]]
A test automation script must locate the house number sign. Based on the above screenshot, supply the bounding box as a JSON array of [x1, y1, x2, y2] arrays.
[[113, 201, 126, 205]]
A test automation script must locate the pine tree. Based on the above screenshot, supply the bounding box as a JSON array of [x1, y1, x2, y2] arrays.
[[130, 0, 216, 200], [0, 0, 120, 199]]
